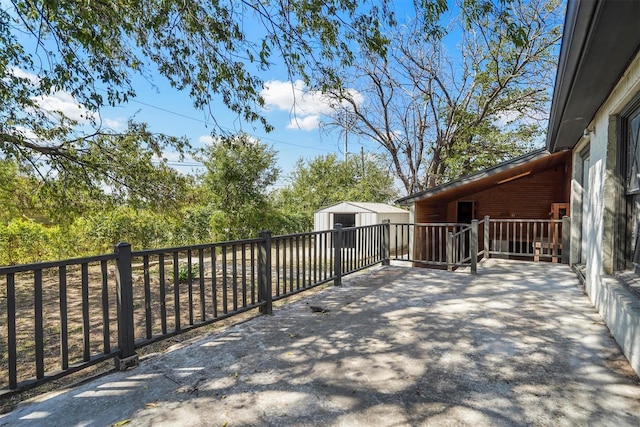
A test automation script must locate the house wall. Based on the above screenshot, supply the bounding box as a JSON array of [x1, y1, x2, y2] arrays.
[[415, 204, 447, 223], [572, 49, 640, 376], [415, 166, 570, 224]]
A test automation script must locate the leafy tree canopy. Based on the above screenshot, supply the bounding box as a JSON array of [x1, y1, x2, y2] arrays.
[[0, 0, 541, 202], [198, 134, 280, 239], [0, 0, 404, 199]]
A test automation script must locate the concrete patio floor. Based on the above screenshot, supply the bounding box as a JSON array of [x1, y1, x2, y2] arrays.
[[2, 259, 640, 426]]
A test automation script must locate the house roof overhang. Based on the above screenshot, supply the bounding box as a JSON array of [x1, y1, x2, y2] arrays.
[[546, 0, 640, 152], [397, 149, 570, 206]]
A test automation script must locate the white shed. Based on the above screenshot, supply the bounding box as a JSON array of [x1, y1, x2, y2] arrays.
[[313, 202, 410, 250], [314, 202, 408, 230]]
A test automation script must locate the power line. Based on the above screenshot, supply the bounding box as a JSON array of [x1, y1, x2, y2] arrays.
[[100, 89, 336, 153]]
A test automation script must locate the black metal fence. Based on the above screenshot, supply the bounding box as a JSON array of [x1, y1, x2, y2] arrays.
[[0, 223, 389, 395], [1, 216, 568, 395]]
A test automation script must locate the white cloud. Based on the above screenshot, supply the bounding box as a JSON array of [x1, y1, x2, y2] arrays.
[[286, 115, 321, 131], [9, 67, 40, 85], [198, 135, 216, 145], [8, 67, 94, 124], [14, 126, 38, 141], [261, 80, 363, 131], [103, 117, 125, 130], [33, 91, 94, 123], [262, 80, 334, 115]]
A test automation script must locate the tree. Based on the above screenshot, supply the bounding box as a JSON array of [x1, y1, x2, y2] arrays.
[[275, 153, 398, 229], [0, 158, 36, 223], [326, 0, 562, 194], [0, 0, 401, 199], [199, 134, 280, 239]]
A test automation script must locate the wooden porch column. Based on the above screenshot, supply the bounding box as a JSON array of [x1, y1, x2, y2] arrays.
[[484, 215, 490, 259]]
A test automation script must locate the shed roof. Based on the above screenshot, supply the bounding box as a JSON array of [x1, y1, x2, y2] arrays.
[[396, 149, 570, 206], [546, 0, 640, 152], [315, 202, 408, 214]]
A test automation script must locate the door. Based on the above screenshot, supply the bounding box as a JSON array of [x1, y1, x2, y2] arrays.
[[334, 213, 356, 248], [456, 201, 474, 224]]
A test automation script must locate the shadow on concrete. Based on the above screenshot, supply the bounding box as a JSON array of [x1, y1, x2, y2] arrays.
[[3, 259, 640, 426]]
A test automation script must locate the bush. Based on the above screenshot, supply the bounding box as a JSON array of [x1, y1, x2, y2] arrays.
[[0, 218, 52, 265], [86, 207, 166, 252]]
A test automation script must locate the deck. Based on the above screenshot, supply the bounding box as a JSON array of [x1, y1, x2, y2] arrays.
[[3, 259, 640, 426]]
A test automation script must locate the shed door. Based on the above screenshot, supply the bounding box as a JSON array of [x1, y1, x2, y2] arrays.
[[334, 213, 356, 248]]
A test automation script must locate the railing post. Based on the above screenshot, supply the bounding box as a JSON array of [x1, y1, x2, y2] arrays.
[[258, 230, 273, 314], [114, 242, 138, 371], [484, 215, 490, 259], [470, 220, 478, 274], [446, 231, 454, 271], [562, 216, 571, 265], [382, 220, 390, 266], [334, 223, 342, 286]]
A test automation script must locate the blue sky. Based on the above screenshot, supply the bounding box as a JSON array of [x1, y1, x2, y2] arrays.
[[97, 74, 357, 187], [2, 0, 401, 188], [79, 2, 436, 188], [8, 0, 553, 191]]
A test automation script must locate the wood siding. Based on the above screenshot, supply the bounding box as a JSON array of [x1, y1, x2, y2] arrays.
[[415, 162, 571, 223]]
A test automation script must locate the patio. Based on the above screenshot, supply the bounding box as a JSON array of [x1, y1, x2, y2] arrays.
[[2, 259, 640, 426]]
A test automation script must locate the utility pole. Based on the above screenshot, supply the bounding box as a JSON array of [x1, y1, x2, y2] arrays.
[[344, 110, 348, 161]]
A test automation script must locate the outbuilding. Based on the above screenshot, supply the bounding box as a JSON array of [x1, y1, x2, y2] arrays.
[[396, 148, 572, 225], [313, 202, 409, 250]]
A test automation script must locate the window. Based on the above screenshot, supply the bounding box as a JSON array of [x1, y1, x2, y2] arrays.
[[621, 100, 640, 272], [626, 109, 640, 193]]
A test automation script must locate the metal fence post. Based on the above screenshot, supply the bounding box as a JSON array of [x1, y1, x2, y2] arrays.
[[382, 220, 390, 266], [334, 223, 342, 286], [484, 215, 490, 259], [470, 220, 478, 274], [562, 216, 571, 265], [258, 230, 273, 314], [114, 242, 138, 371]]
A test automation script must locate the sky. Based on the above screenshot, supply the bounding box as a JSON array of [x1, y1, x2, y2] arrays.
[[1, 0, 399, 189], [96, 74, 362, 188], [4, 0, 562, 191]]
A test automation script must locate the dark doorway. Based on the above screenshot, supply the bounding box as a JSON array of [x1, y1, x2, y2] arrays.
[[457, 201, 474, 224], [334, 213, 356, 248], [456, 201, 474, 259]]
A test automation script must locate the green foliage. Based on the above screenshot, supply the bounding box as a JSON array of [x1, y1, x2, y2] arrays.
[[167, 206, 214, 246], [0, 158, 37, 223], [0, 218, 52, 265], [0, 0, 401, 203], [200, 134, 280, 240], [177, 263, 199, 283], [85, 207, 166, 253]]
